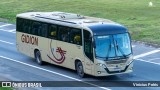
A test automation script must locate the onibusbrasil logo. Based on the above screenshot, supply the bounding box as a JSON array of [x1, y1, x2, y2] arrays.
[[47, 40, 66, 64]]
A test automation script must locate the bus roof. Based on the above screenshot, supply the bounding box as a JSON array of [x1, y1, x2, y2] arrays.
[[89, 24, 128, 35], [17, 12, 128, 34]]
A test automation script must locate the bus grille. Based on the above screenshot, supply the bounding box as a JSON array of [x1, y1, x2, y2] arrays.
[[106, 60, 127, 64]]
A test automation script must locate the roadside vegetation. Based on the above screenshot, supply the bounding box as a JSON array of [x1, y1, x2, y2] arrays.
[[0, 87, 12, 90], [0, 0, 160, 45]]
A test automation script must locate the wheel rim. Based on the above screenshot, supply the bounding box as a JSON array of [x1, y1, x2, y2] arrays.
[[77, 63, 84, 77], [36, 52, 41, 64]]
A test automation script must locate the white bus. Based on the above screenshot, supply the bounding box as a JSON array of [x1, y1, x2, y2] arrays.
[[16, 12, 133, 77]]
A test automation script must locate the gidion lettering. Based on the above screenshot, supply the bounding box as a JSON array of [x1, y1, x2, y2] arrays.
[[21, 34, 38, 46]]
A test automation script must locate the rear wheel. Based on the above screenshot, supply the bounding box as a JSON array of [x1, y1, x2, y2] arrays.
[[35, 50, 43, 65], [76, 61, 85, 78]]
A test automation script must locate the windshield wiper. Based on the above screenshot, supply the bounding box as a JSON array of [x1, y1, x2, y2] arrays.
[[115, 40, 127, 58], [106, 41, 112, 60]]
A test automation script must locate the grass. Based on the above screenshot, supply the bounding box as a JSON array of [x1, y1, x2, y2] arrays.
[[0, 87, 12, 90], [0, 0, 160, 45]]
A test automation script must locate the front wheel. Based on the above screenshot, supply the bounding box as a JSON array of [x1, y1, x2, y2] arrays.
[[76, 61, 85, 78], [35, 50, 43, 65]]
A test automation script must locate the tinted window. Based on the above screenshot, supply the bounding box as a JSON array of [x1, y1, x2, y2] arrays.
[[16, 18, 23, 32], [84, 30, 93, 61], [70, 29, 82, 45], [58, 26, 70, 42], [31, 22, 41, 35], [17, 18, 48, 37], [38, 23, 48, 37], [16, 18, 31, 33], [49, 25, 57, 39], [23, 20, 32, 33]]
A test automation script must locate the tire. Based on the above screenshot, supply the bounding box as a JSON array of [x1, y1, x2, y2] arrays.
[[76, 61, 85, 78], [35, 50, 43, 65]]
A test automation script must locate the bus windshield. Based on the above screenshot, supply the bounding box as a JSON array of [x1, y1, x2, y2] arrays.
[[94, 33, 131, 60]]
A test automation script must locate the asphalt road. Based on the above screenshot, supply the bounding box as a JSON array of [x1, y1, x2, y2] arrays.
[[0, 22, 160, 90]]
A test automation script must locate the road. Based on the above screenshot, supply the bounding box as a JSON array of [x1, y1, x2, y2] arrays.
[[0, 22, 160, 90]]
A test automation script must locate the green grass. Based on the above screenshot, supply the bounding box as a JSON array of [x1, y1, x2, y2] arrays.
[[0, 0, 160, 45], [0, 87, 12, 90]]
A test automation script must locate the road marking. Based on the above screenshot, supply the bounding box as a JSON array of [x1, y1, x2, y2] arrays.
[[0, 40, 14, 45], [136, 58, 160, 66], [0, 56, 111, 90], [8, 29, 16, 32], [147, 58, 160, 61], [0, 24, 12, 28], [132, 45, 136, 48], [0, 29, 16, 33], [133, 49, 160, 59]]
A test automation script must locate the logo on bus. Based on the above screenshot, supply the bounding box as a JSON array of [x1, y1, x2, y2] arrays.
[[21, 34, 38, 46], [47, 40, 66, 64]]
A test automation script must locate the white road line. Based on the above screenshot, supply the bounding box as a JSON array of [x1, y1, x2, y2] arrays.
[[12, 31, 16, 33], [8, 29, 16, 32], [147, 58, 160, 61], [132, 45, 136, 48], [0, 56, 111, 90], [136, 58, 160, 66], [0, 24, 12, 28], [0, 40, 14, 45], [0, 29, 16, 33], [133, 50, 160, 59]]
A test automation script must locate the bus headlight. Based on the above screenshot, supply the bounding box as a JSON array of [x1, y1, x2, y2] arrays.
[[96, 63, 107, 68]]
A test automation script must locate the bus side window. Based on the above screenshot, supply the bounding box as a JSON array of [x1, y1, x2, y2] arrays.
[[38, 23, 48, 38], [31, 22, 41, 35], [84, 30, 93, 61], [49, 25, 57, 39], [42, 24, 48, 37], [70, 29, 82, 45], [16, 18, 32, 34], [16, 18, 23, 32], [59, 26, 70, 42], [24, 20, 32, 34], [22, 20, 28, 33]]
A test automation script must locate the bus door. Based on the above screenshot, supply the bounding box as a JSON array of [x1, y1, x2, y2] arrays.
[[83, 30, 94, 75]]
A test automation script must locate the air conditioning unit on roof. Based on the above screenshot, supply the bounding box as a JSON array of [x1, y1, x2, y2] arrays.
[[51, 12, 84, 19]]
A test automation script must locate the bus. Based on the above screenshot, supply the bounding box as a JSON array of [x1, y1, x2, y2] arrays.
[[16, 12, 133, 77]]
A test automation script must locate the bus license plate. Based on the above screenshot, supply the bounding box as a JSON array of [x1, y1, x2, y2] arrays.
[[114, 67, 121, 71]]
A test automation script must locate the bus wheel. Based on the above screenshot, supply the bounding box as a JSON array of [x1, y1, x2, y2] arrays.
[[35, 50, 43, 65], [76, 61, 85, 78]]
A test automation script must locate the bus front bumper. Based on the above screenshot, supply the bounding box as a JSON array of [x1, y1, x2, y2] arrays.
[[95, 61, 133, 76]]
